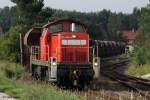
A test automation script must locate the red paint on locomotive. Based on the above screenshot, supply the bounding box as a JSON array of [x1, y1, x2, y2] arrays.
[[38, 19, 90, 63]]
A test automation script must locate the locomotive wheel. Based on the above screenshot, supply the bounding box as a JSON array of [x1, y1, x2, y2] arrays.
[[32, 65, 41, 80], [34, 71, 40, 80]]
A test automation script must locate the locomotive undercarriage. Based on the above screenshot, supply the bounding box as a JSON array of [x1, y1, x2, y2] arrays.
[[57, 63, 94, 88], [31, 62, 94, 88]]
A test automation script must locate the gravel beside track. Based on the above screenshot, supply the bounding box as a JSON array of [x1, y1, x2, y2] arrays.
[[0, 93, 16, 100]]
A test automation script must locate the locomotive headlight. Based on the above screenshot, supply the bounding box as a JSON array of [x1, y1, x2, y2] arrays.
[[94, 57, 98, 66], [52, 62, 57, 66], [72, 35, 76, 38], [52, 58, 57, 66], [73, 70, 77, 75], [94, 62, 98, 66]]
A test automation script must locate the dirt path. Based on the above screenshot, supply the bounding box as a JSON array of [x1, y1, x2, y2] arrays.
[[0, 93, 16, 100]]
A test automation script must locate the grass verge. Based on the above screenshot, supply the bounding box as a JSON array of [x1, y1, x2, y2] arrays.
[[126, 63, 150, 77], [0, 61, 83, 100]]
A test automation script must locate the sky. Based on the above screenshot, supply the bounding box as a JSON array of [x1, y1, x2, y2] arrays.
[[0, 0, 149, 13]]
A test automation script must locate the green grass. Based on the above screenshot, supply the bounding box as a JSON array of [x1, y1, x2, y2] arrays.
[[126, 63, 150, 76], [0, 61, 83, 100]]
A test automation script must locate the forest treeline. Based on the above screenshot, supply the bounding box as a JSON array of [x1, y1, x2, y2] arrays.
[[0, 0, 149, 65], [0, 2, 141, 40]]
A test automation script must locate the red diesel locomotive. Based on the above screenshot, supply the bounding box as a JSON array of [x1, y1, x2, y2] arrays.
[[24, 19, 95, 86]]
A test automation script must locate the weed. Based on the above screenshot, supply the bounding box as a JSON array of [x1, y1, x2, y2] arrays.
[[0, 61, 83, 100]]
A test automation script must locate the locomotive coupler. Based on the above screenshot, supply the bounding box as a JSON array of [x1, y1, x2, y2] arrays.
[[72, 70, 80, 86]]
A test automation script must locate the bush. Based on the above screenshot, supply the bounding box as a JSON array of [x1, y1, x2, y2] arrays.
[[132, 46, 150, 65], [0, 61, 24, 79], [126, 64, 150, 76]]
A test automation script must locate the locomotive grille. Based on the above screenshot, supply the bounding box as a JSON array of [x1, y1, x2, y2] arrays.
[[61, 47, 88, 63]]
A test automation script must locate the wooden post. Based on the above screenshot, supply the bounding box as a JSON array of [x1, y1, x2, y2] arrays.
[[20, 33, 23, 65]]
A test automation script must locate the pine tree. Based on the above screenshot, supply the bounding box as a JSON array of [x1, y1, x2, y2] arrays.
[[138, 4, 150, 46], [10, 0, 44, 26], [135, 4, 150, 65]]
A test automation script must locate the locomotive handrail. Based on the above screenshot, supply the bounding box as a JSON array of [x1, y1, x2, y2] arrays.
[[31, 46, 40, 60], [30, 45, 97, 63], [31, 45, 50, 61]]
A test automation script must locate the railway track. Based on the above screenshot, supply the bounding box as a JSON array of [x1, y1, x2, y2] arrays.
[[102, 70, 150, 99], [101, 57, 150, 99], [101, 55, 130, 68], [77, 55, 150, 100]]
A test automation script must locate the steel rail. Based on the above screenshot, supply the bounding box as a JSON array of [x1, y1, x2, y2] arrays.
[[101, 57, 150, 99]]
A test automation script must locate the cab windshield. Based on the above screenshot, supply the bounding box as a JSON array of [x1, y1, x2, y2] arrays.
[[70, 23, 84, 32]]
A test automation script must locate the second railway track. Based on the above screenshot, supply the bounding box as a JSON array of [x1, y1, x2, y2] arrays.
[[101, 56, 150, 99]]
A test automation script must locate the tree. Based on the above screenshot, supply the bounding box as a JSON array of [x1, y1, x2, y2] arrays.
[[0, 25, 24, 62], [0, 0, 45, 62], [0, 7, 11, 31], [138, 5, 150, 46], [134, 4, 150, 65], [107, 13, 123, 40], [36, 7, 54, 26], [10, 0, 44, 26]]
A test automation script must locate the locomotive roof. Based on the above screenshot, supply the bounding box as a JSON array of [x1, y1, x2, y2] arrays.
[[43, 19, 87, 28], [24, 19, 87, 46]]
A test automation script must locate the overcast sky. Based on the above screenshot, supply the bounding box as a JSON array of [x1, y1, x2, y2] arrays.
[[0, 0, 149, 13]]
